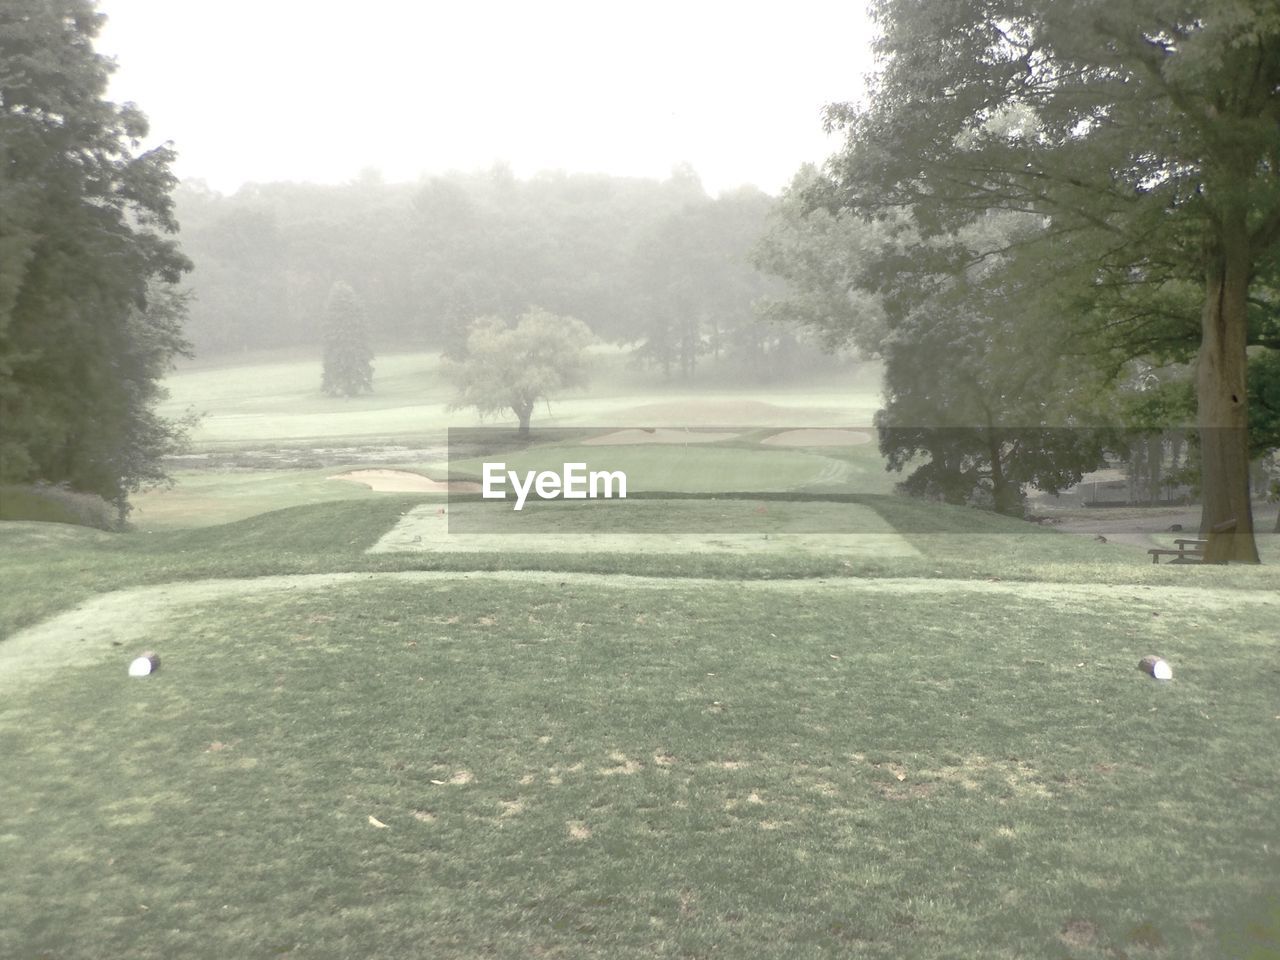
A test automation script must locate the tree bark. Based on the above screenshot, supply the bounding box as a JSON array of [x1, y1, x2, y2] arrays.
[[988, 433, 1022, 517], [514, 400, 533, 440], [1146, 434, 1162, 504], [1197, 217, 1259, 564]]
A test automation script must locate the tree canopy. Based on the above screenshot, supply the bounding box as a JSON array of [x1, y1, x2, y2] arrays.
[[0, 0, 191, 515], [816, 0, 1280, 561], [447, 308, 593, 438], [163, 170, 844, 382]]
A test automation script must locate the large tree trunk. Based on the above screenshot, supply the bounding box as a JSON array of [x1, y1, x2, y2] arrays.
[[988, 434, 1022, 517], [1197, 222, 1259, 564], [1146, 434, 1163, 505], [513, 400, 533, 440]]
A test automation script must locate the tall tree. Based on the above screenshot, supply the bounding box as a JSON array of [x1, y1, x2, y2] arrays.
[[754, 166, 890, 358], [760, 178, 1116, 512], [0, 0, 191, 515], [632, 188, 781, 381], [874, 270, 1114, 515], [320, 281, 374, 397], [447, 307, 592, 438], [820, 0, 1280, 562]]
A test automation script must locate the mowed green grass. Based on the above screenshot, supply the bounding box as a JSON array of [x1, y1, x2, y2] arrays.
[[158, 349, 883, 448], [136, 350, 889, 528], [4, 497, 1278, 640], [450, 442, 876, 495], [129, 467, 397, 529], [3, 572, 1278, 960], [6, 349, 1279, 958], [133, 438, 890, 530]]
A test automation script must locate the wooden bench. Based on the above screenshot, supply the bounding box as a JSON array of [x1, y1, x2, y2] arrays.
[[1148, 538, 1206, 564]]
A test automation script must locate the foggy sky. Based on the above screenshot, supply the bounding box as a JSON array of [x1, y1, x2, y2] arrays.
[[95, 0, 877, 196]]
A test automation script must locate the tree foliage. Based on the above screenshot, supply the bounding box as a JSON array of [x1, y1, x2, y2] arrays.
[[0, 0, 191, 515], [320, 281, 374, 397], [760, 175, 1117, 514], [165, 169, 843, 382], [447, 308, 593, 437], [875, 304, 1113, 516], [818, 0, 1280, 561], [632, 186, 791, 380], [754, 166, 889, 358]]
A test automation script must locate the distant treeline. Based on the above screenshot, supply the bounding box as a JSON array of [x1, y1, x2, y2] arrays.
[[175, 166, 833, 381]]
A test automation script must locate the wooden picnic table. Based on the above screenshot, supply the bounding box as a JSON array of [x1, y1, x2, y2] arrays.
[[1148, 538, 1207, 564]]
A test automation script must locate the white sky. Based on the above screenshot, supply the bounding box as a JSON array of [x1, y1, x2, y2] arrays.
[[95, 0, 877, 197]]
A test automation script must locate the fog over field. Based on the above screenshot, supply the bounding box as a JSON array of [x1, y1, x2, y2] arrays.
[[2, 2, 1279, 958], [95, 0, 874, 197]]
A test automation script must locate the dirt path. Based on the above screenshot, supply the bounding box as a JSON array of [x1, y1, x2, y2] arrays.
[[3, 571, 1275, 695]]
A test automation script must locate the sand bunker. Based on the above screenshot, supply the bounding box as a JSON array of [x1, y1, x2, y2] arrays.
[[761, 429, 874, 447], [583, 428, 740, 445], [328, 469, 480, 493]]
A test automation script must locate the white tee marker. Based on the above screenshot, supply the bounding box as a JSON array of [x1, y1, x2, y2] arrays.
[[1138, 656, 1172, 680], [128, 651, 161, 677]]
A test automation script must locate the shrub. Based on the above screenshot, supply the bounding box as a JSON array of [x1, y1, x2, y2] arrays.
[[0, 484, 119, 531]]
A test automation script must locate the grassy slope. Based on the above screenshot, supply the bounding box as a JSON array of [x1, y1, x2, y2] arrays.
[[132, 351, 890, 529], [4, 495, 1278, 639], [130, 467, 395, 529], [3, 556, 1278, 959], [157, 350, 882, 448], [2, 500, 1278, 960], [4, 352, 1278, 957]]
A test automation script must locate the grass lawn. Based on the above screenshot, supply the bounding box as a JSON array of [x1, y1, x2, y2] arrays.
[[157, 350, 884, 450], [128, 468, 397, 529], [129, 439, 894, 532], [449, 443, 877, 495], [131, 350, 892, 529], [3, 569, 1278, 959], [2, 495, 1279, 958], [4, 354, 1278, 958]]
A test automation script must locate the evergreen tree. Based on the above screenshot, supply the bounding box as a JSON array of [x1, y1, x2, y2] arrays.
[[0, 0, 192, 516], [320, 281, 374, 397]]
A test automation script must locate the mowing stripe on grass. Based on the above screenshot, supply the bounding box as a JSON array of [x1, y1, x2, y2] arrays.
[[3, 570, 1276, 694], [371, 500, 917, 552]]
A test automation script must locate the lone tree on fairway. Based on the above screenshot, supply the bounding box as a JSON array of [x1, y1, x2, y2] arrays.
[[819, 0, 1280, 563], [448, 308, 592, 437], [0, 0, 192, 518], [320, 281, 374, 396]]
